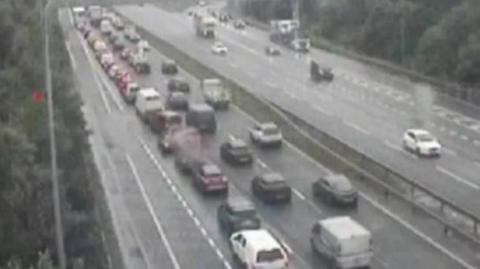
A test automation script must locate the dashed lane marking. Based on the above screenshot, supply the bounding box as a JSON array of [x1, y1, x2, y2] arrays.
[[292, 188, 306, 200], [436, 165, 480, 190], [138, 139, 232, 268], [344, 120, 370, 136], [442, 147, 457, 156]]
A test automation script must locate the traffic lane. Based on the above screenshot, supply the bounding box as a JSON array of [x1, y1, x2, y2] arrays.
[[115, 5, 480, 216], [110, 9, 478, 266], [69, 24, 231, 269], [62, 14, 163, 268], [217, 24, 480, 164], [272, 91, 480, 214], [212, 108, 469, 269], [135, 121, 312, 269], [215, 16, 480, 162], [64, 21, 181, 269]]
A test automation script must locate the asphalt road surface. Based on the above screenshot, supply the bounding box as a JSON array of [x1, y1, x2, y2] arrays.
[[58, 5, 479, 269], [113, 3, 480, 221]]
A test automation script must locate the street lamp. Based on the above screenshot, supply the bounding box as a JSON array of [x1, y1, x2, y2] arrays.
[[44, 0, 67, 268]]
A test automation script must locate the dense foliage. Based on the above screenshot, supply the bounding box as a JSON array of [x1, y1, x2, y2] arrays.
[[0, 0, 106, 268], [242, 0, 480, 87]]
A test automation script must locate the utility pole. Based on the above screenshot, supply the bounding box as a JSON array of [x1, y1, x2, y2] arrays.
[[44, 0, 67, 268]]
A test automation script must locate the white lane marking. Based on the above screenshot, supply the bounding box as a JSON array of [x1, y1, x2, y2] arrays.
[[360, 192, 477, 269], [125, 154, 182, 269], [442, 147, 457, 156], [256, 158, 269, 169], [310, 104, 332, 116], [78, 34, 112, 114], [138, 139, 232, 268], [384, 140, 418, 159], [292, 188, 306, 200], [67, 7, 74, 25], [473, 140, 480, 146], [64, 41, 77, 70], [344, 120, 370, 135], [285, 91, 300, 100], [436, 165, 480, 190], [98, 72, 125, 111]]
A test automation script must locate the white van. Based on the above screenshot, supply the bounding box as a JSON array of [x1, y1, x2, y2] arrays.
[[310, 216, 372, 269], [135, 88, 164, 122], [230, 229, 289, 269]]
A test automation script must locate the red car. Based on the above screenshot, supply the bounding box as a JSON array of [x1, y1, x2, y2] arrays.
[[115, 70, 132, 91], [192, 162, 228, 194]]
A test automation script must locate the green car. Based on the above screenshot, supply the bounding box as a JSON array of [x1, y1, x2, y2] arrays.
[[217, 197, 261, 235]]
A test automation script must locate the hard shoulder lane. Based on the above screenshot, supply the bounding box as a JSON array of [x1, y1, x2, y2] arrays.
[[114, 4, 480, 218], [63, 11, 233, 269]]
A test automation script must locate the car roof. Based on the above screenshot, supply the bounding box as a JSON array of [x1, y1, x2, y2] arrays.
[[138, 88, 159, 97], [229, 138, 248, 148], [319, 216, 370, 239], [233, 229, 281, 251], [201, 163, 221, 174], [259, 122, 278, 129], [261, 173, 285, 183], [190, 103, 214, 112], [161, 110, 181, 117], [227, 197, 255, 211], [323, 174, 350, 184], [407, 129, 431, 135]]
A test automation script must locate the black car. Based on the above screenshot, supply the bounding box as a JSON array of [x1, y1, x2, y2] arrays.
[[108, 34, 119, 44], [166, 92, 189, 110], [167, 77, 190, 93], [252, 173, 291, 203], [220, 138, 253, 165], [174, 149, 202, 174], [312, 174, 358, 207], [161, 60, 178, 75], [112, 39, 125, 52], [217, 197, 261, 235], [233, 20, 246, 29]]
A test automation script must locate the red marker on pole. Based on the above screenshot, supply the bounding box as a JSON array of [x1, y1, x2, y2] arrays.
[[33, 91, 45, 103]]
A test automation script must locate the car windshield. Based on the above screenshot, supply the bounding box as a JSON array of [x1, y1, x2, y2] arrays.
[[257, 249, 283, 263], [233, 208, 256, 218]]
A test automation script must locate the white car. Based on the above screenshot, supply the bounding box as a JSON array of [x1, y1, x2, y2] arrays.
[[211, 42, 228, 55], [107, 64, 120, 80], [249, 122, 282, 147], [402, 129, 442, 157], [230, 229, 289, 269], [137, 40, 150, 52]]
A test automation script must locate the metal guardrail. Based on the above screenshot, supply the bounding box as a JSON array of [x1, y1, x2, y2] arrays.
[[117, 11, 480, 246]]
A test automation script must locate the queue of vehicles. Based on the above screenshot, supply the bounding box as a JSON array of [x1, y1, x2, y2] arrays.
[[78, 6, 377, 269]]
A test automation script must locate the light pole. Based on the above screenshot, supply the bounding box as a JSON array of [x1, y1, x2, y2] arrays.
[[44, 0, 67, 268]]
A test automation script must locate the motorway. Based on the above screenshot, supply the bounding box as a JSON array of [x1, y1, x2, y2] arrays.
[[113, 2, 480, 220], [58, 3, 480, 269]]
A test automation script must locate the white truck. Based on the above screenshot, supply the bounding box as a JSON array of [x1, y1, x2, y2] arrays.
[[193, 12, 216, 38], [87, 5, 102, 27], [269, 19, 310, 53], [201, 79, 230, 109], [125, 25, 141, 43], [135, 88, 164, 123], [310, 216, 373, 269]]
